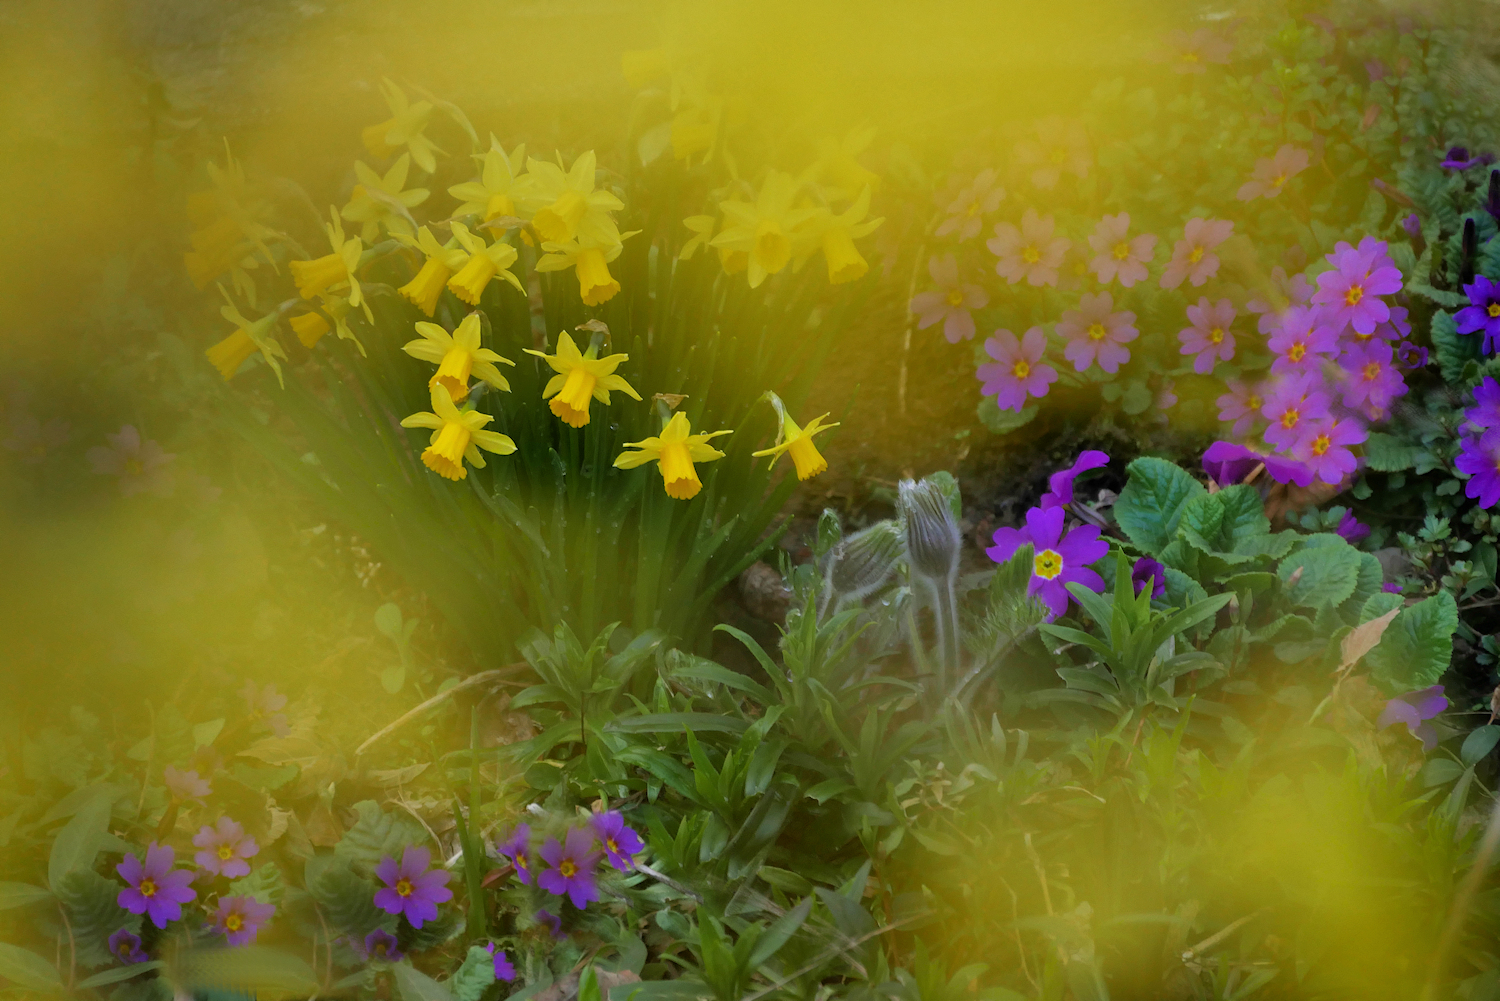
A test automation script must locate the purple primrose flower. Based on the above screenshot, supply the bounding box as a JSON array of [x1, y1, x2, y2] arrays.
[[1086, 213, 1156, 287], [1160, 218, 1233, 289], [1467, 376, 1500, 431], [374, 845, 453, 929], [1312, 243, 1403, 336], [496, 824, 535, 885], [1456, 429, 1500, 508], [1236, 144, 1310, 201], [1378, 685, 1448, 750], [1290, 417, 1367, 485], [1132, 557, 1166, 598], [934, 169, 1005, 241], [108, 929, 149, 965], [538, 827, 603, 909], [484, 944, 518, 982], [1339, 340, 1407, 417], [1456, 275, 1500, 354], [362, 928, 403, 962], [193, 816, 259, 878], [1178, 297, 1237, 373], [1039, 450, 1110, 509], [1261, 373, 1332, 451], [163, 766, 211, 802], [535, 908, 566, 940], [1442, 147, 1493, 171], [117, 843, 197, 929], [591, 810, 645, 871], [1216, 380, 1266, 437], [989, 209, 1069, 286], [212, 895, 275, 946], [977, 327, 1058, 411], [242, 681, 290, 737], [1266, 306, 1337, 377], [1059, 292, 1138, 373], [910, 254, 989, 343], [87, 425, 175, 497], [986, 504, 1108, 620]]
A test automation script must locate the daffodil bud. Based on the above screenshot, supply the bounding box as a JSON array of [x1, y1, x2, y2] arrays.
[[899, 477, 961, 585], [828, 520, 904, 601]]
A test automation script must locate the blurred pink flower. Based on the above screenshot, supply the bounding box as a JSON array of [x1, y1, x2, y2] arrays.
[[934, 168, 1005, 241], [87, 425, 174, 497], [988, 209, 1069, 287], [1158, 28, 1233, 73], [1160, 218, 1233, 289], [977, 327, 1058, 411], [910, 254, 988, 343], [1178, 297, 1237, 374], [1014, 118, 1090, 189], [1087, 213, 1157, 287], [1216, 379, 1267, 437], [1236, 145, 1310, 201], [1059, 292, 1138, 374]]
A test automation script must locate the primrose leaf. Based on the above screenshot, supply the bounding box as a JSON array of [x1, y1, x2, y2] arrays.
[[450, 945, 496, 1001], [1279, 544, 1363, 609], [1366, 592, 1458, 695], [1115, 458, 1206, 554]]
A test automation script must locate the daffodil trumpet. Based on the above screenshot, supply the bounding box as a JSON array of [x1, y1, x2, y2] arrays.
[[402, 312, 514, 403], [400, 383, 516, 481], [750, 391, 839, 481], [524, 330, 641, 428], [613, 408, 730, 500]]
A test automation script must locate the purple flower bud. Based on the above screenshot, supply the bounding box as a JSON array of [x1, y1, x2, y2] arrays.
[[1131, 557, 1166, 598], [1378, 685, 1447, 750], [1400, 213, 1421, 239]]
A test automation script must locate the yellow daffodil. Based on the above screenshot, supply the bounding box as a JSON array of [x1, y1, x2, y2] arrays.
[[290, 311, 330, 349], [710, 171, 817, 288], [341, 155, 429, 242], [806, 128, 881, 202], [613, 411, 730, 500], [184, 146, 277, 295], [523, 331, 641, 427], [402, 312, 514, 403], [750, 392, 839, 481], [207, 291, 287, 386], [362, 79, 444, 174], [802, 186, 884, 285], [394, 225, 468, 316], [400, 384, 516, 481], [446, 222, 524, 305], [679, 215, 716, 261], [290, 208, 364, 304], [514, 151, 624, 245], [535, 227, 636, 306], [448, 138, 527, 224], [620, 48, 671, 89]]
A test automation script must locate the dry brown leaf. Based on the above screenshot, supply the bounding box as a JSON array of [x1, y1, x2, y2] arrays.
[[1339, 607, 1400, 672]]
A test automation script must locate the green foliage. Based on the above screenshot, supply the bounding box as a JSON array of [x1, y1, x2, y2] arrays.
[[450, 944, 497, 1001], [1114, 458, 1205, 555], [1367, 592, 1460, 694], [334, 801, 429, 875]]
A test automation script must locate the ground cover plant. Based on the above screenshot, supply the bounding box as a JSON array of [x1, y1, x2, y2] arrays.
[[4, 2, 1500, 1001]]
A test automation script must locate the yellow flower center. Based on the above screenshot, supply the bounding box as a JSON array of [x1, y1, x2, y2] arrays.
[[1362, 362, 1381, 381], [139, 879, 157, 899], [1012, 359, 1030, 379], [1033, 549, 1064, 580], [433, 346, 475, 403], [788, 435, 828, 481], [753, 220, 792, 275], [448, 253, 499, 306], [1489, 303, 1500, 318], [1087, 322, 1107, 341], [1209, 327, 1224, 344], [533, 190, 587, 243], [395, 878, 414, 898], [1272, 173, 1287, 187], [1181, 52, 1201, 63], [1310, 434, 1331, 457], [374, 943, 389, 958], [1287, 343, 1305, 362], [946, 288, 965, 307], [1344, 284, 1364, 306], [559, 860, 578, 879], [516, 855, 528, 871], [484, 193, 516, 222], [399, 259, 452, 317], [422, 421, 473, 481], [606, 838, 620, 853], [1279, 407, 1300, 429], [225, 914, 244, 932], [1112, 241, 1131, 261], [217, 844, 235, 861], [551, 367, 598, 428], [289, 252, 349, 300], [966, 200, 981, 217], [1247, 393, 1262, 409], [1189, 246, 1205, 263], [659, 441, 701, 500], [1021, 245, 1042, 264]]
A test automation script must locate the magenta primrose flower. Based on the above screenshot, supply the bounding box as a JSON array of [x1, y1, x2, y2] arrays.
[[1290, 417, 1367, 485], [1312, 243, 1402, 335], [1236, 144, 1310, 201], [496, 824, 534, 885], [193, 816, 259, 878], [1261, 373, 1331, 451], [1466, 376, 1500, 431], [163, 766, 211, 802], [1335, 510, 1370, 542], [988, 209, 1069, 286], [538, 827, 603, 909], [1456, 429, 1500, 508], [1059, 292, 1138, 373], [535, 908, 566, 940], [1178, 297, 1237, 374], [117, 843, 197, 929], [591, 810, 645, 872], [934, 169, 1004, 241], [1201, 441, 1315, 489], [242, 681, 290, 737], [910, 254, 989, 343], [1456, 275, 1500, 354], [1367, 303, 1411, 343], [1339, 341, 1407, 417], [1039, 450, 1109, 509], [1378, 686, 1448, 750], [1014, 117, 1090, 189], [1086, 213, 1156, 287], [1216, 380, 1267, 437], [212, 895, 275, 946], [1132, 557, 1166, 598], [986, 504, 1108, 621], [362, 928, 403, 962], [1247, 266, 1315, 333], [484, 944, 518, 982], [1266, 307, 1338, 377], [108, 929, 149, 965], [1395, 341, 1429, 370], [87, 425, 175, 497], [374, 845, 453, 929], [977, 327, 1058, 411], [1160, 218, 1233, 289], [1442, 147, 1492, 171]]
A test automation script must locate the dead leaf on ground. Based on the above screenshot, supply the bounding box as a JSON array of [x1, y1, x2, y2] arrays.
[[1339, 607, 1400, 672]]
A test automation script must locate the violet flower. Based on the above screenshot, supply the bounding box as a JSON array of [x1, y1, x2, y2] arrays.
[[484, 944, 518, 982], [117, 843, 198, 929], [1247, 266, 1314, 333], [1039, 450, 1109, 509], [1201, 440, 1314, 489], [193, 816, 259, 878], [163, 766, 211, 802], [1339, 341, 1407, 418], [362, 928, 403, 962], [1290, 417, 1366, 485], [86, 425, 174, 497], [1466, 377, 1500, 431], [1335, 510, 1370, 542], [537, 827, 603, 909], [1442, 147, 1492, 171], [496, 824, 535, 884], [1058, 292, 1138, 373], [1014, 117, 1090, 189], [373, 845, 453, 929], [1236, 145, 1310, 201], [1312, 244, 1402, 336], [212, 895, 275, 946], [910, 254, 989, 343], [1178, 297, 1237, 373], [977, 327, 1058, 411], [108, 929, 149, 965], [988, 209, 1069, 287], [535, 908, 566, 940], [1261, 373, 1332, 451], [591, 810, 645, 872], [3, 414, 70, 464], [934, 169, 1005, 241], [1455, 430, 1500, 508], [1456, 275, 1500, 354], [1216, 380, 1267, 437], [1267, 307, 1338, 377], [1160, 218, 1233, 289], [1395, 341, 1428, 370], [1378, 686, 1448, 750], [986, 504, 1108, 621], [1086, 213, 1156, 287], [1132, 557, 1166, 598]]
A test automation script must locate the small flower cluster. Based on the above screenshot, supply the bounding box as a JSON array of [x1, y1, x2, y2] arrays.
[[495, 811, 645, 910], [1456, 376, 1500, 508]]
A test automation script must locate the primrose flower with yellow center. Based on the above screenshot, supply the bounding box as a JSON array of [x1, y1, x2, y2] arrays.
[[447, 222, 524, 305], [524, 330, 640, 427], [514, 150, 624, 245], [362, 78, 444, 174], [536, 226, 637, 306], [711, 171, 818, 288], [341, 154, 429, 242], [614, 410, 730, 500], [801, 186, 884, 285], [400, 384, 516, 481], [207, 291, 287, 385], [290, 208, 364, 306], [449, 138, 527, 224], [395, 225, 468, 316], [750, 392, 838, 481], [403, 313, 514, 403]]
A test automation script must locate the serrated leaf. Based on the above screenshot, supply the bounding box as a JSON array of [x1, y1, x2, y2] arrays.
[[1367, 592, 1459, 694], [48, 788, 115, 891], [56, 869, 141, 969], [1363, 432, 1422, 472], [1279, 545, 1363, 609], [1432, 310, 1482, 384], [75, 961, 164, 988], [306, 857, 390, 936], [229, 860, 284, 908], [1115, 458, 1206, 554], [450, 945, 497, 1001], [333, 801, 427, 876]]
